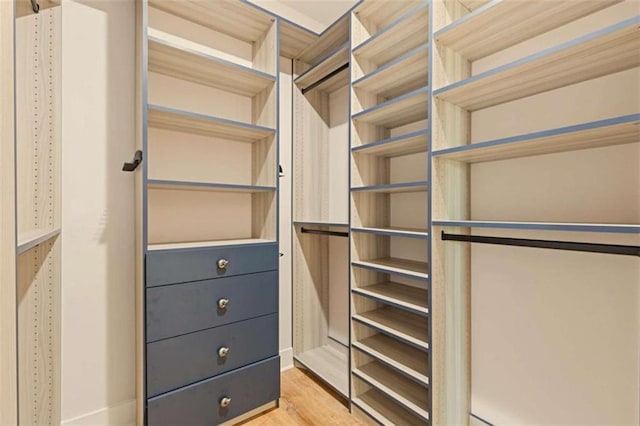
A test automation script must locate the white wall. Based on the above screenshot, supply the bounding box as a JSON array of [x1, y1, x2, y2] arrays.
[[61, 0, 136, 424]]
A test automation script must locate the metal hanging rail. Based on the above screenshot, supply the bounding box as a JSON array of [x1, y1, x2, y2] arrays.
[[301, 63, 349, 95], [441, 231, 640, 257], [301, 227, 349, 238]]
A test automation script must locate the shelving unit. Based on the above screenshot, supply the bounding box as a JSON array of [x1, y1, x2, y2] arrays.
[[352, 388, 425, 426], [352, 86, 429, 128], [352, 307, 429, 351]]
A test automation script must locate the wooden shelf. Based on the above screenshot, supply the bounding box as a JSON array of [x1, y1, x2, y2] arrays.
[[353, 361, 429, 421], [353, 44, 428, 99], [353, 5, 429, 67], [148, 104, 275, 143], [295, 42, 349, 92], [296, 15, 349, 65], [458, 0, 491, 11], [147, 238, 275, 252], [148, 179, 275, 193], [353, 257, 428, 280], [352, 87, 429, 128], [352, 130, 428, 157], [353, 0, 423, 32], [293, 221, 349, 228], [279, 19, 319, 59], [353, 282, 428, 316], [434, 17, 640, 111], [351, 181, 428, 194], [352, 389, 425, 426], [435, 0, 621, 61], [433, 114, 640, 163], [17, 228, 61, 255], [353, 306, 428, 351], [353, 334, 429, 386], [148, 0, 275, 43], [433, 220, 640, 234], [295, 344, 349, 397], [148, 29, 275, 97], [351, 226, 428, 239]]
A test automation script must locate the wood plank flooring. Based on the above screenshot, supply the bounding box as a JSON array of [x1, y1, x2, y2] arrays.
[[240, 367, 366, 425]]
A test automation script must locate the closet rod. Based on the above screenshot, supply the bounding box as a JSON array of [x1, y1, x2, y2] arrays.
[[441, 231, 640, 257], [301, 63, 349, 95], [301, 227, 349, 238]]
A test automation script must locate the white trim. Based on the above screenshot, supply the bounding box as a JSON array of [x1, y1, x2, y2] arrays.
[[280, 347, 294, 372]]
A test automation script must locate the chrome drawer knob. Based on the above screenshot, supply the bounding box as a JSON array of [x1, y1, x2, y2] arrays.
[[217, 258, 229, 269], [217, 346, 229, 358], [219, 397, 231, 408], [217, 298, 229, 309]]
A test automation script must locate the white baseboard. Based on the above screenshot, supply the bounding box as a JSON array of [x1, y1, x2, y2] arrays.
[[280, 347, 294, 371], [61, 399, 135, 426]]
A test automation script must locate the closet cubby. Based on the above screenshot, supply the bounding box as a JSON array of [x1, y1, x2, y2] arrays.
[[351, 383, 426, 426]]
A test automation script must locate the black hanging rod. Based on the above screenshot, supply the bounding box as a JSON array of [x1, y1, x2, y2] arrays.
[[301, 63, 349, 95], [301, 227, 349, 238], [441, 231, 640, 257]]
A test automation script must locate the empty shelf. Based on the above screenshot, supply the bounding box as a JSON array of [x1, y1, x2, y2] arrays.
[[352, 130, 428, 157], [148, 29, 275, 97], [433, 114, 640, 163], [353, 257, 429, 280], [353, 306, 428, 350], [351, 181, 428, 194], [353, 44, 428, 99], [147, 238, 275, 252], [353, 334, 429, 386], [353, 361, 429, 421], [353, 0, 423, 32], [296, 15, 349, 65], [353, 282, 428, 316], [433, 220, 640, 234], [352, 87, 429, 128], [295, 344, 349, 397], [351, 226, 428, 239], [293, 220, 349, 228], [148, 105, 275, 143], [434, 16, 640, 111], [352, 389, 425, 426], [279, 19, 319, 59], [354, 6, 429, 67], [435, 0, 621, 60], [148, 179, 275, 193], [295, 42, 349, 90], [17, 228, 61, 255]]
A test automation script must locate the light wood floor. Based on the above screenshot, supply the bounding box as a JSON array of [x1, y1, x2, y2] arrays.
[[240, 367, 366, 425]]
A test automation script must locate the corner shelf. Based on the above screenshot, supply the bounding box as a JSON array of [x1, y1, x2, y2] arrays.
[[294, 42, 350, 92], [352, 86, 429, 128], [434, 0, 622, 60], [17, 228, 61, 255], [352, 282, 428, 316], [351, 226, 428, 239], [351, 181, 428, 193], [353, 307, 429, 351], [352, 361, 429, 421], [353, 0, 423, 33], [433, 16, 640, 111], [352, 130, 428, 157], [148, 104, 275, 143], [147, 238, 276, 252], [353, 334, 429, 386], [433, 220, 640, 234], [432, 114, 640, 163], [353, 257, 428, 280], [352, 389, 425, 426], [148, 179, 275, 193]]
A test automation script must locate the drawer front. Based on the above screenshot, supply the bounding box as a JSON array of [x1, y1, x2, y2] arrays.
[[147, 314, 278, 397], [146, 271, 277, 342], [146, 243, 278, 287], [147, 356, 280, 426]]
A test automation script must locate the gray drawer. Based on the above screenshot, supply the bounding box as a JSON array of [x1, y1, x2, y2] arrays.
[[146, 242, 278, 287], [146, 271, 277, 342], [147, 356, 280, 426], [147, 314, 278, 397]]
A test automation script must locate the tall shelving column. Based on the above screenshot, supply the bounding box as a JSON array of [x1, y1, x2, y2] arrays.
[[431, 0, 640, 424], [349, 1, 431, 424]]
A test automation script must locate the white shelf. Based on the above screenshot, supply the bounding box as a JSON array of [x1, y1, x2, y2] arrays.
[[433, 220, 640, 234], [353, 282, 428, 316], [295, 344, 349, 397], [148, 29, 275, 97], [353, 334, 429, 386], [17, 228, 61, 255], [353, 257, 429, 280], [435, 0, 621, 60], [352, 389, 425, 426], [148, 104, 275, 143], [147, 238, 275, 252], [352, 130, 428, 157], [353, 361, 429, 421], [432, 114, 640, 163], [434, 17, 640, 111], [353, 306, 428, 351], [352, 87, 429, 128], [351, 226, 428, 239]]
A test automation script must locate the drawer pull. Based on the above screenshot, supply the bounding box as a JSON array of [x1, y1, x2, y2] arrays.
[[217, 258, 229, 270], [219, 397, 231, 408], [217, 346, 229, 358], [217, 298, 230, 309]]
